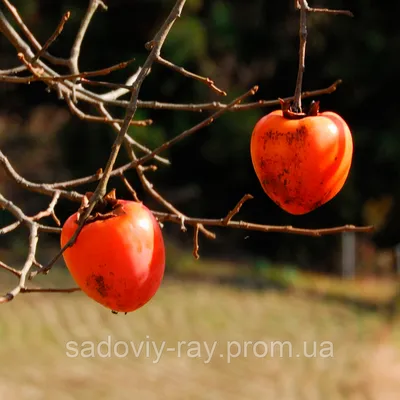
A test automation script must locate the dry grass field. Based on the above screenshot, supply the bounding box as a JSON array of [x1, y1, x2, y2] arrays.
[[1, 265, 400, 400]]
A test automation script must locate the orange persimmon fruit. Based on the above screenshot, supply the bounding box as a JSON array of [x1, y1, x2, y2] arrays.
[[60, 192, 165, 314], [250, 103, 353, 215]]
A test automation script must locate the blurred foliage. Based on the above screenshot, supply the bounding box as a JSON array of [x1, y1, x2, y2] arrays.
[[0, 0, 399, 272]]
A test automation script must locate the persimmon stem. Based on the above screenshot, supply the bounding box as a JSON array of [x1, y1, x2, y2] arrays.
[[293, 0, 308, 113], [292, 1, 353, 114]]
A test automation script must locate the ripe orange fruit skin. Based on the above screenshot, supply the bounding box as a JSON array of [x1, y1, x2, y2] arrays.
[[60, 200, 165, 313], [250, 110, 353, 215]]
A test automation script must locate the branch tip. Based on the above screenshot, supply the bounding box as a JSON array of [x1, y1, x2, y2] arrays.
[[193, 224, 200, 259], [223, 194, 253, 224]]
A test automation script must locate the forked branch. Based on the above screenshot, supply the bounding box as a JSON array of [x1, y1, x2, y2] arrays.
[[292, 1, 353, 112]]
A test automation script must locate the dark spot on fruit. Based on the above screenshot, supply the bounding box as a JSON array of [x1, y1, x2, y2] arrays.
[[262, 136, 268, 151], [95, 275, 108, 297], [283, 126, 307, 146], [112, 310, 118, 315], [87, 274, 110, 298]]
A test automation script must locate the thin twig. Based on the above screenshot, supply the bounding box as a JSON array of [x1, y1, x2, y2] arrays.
[[0, 223, 38, 303], [31, 191, 61, 226], [21, 287, 81, 293], [41, 59, 136, 81], [31, 11, 71, 63], [0, 64, 26, 75], [119, 173, 140, 202], [154, 211, 374, 237], [0, 220, 21, 234], [0, 150, 83, 202], [295, 0, 353, 17], [99, 67, 142, 101], [1, 0, 67, 66], [69, 0, 107, 74], [1, 0, 42, 51], [65, 95, 153, 127], [98, 94, 216, 240], [292, 1, 352, 112], [0, 261, 20, 277], [292, 0, 308, 113], [32, 259, 43, 269], [193, 224, 200, 260], [193, 224, 200, 259], [134, 86, 259, 168], [0, 192, 61, 234], [156, 56, 227, 96], [71, 77, 340, 111], [79, 79, 133, 90], [223, 194, 253, 224], [96, 103, 170, 165], [132, 80, 342, 112], [307, 8, 353, 16], [16, 55, 135, 83], [0, 74, 33, 83]]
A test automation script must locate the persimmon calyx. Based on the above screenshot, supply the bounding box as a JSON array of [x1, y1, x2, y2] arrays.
[[75, 189, 127, 225], [279, 98, 320, 119]]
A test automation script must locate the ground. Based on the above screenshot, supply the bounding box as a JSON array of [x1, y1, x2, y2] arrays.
[[0, 265, 399, 400]]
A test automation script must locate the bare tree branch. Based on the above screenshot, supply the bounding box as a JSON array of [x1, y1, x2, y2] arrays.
[[0, 0, 364, 305], [0, 150, 83, 202], [193, 224, 200, 260], [31, 11, 71, 63], [65, 94, 153, 127], [0, 223, 39, 303], [155, 56, 227, 96], [21, 287, 81, 294], [69, 0, 107, 74], [32, 0, 191, 277], [295, 1, 353, 17], [154, 213, 373, 237], [31, 191, 61, 226], [97, 87, 217, 240], [0, 261, 20, 277], [292, 1, 352, 112], [105, 79, 342, 112]]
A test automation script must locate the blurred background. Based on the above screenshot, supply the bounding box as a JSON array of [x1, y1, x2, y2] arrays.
[[1, 0, 400, 398]]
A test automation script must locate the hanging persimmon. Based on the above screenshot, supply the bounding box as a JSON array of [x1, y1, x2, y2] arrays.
[[60, 191, 165, 314], [250, 101, 353, 215]]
